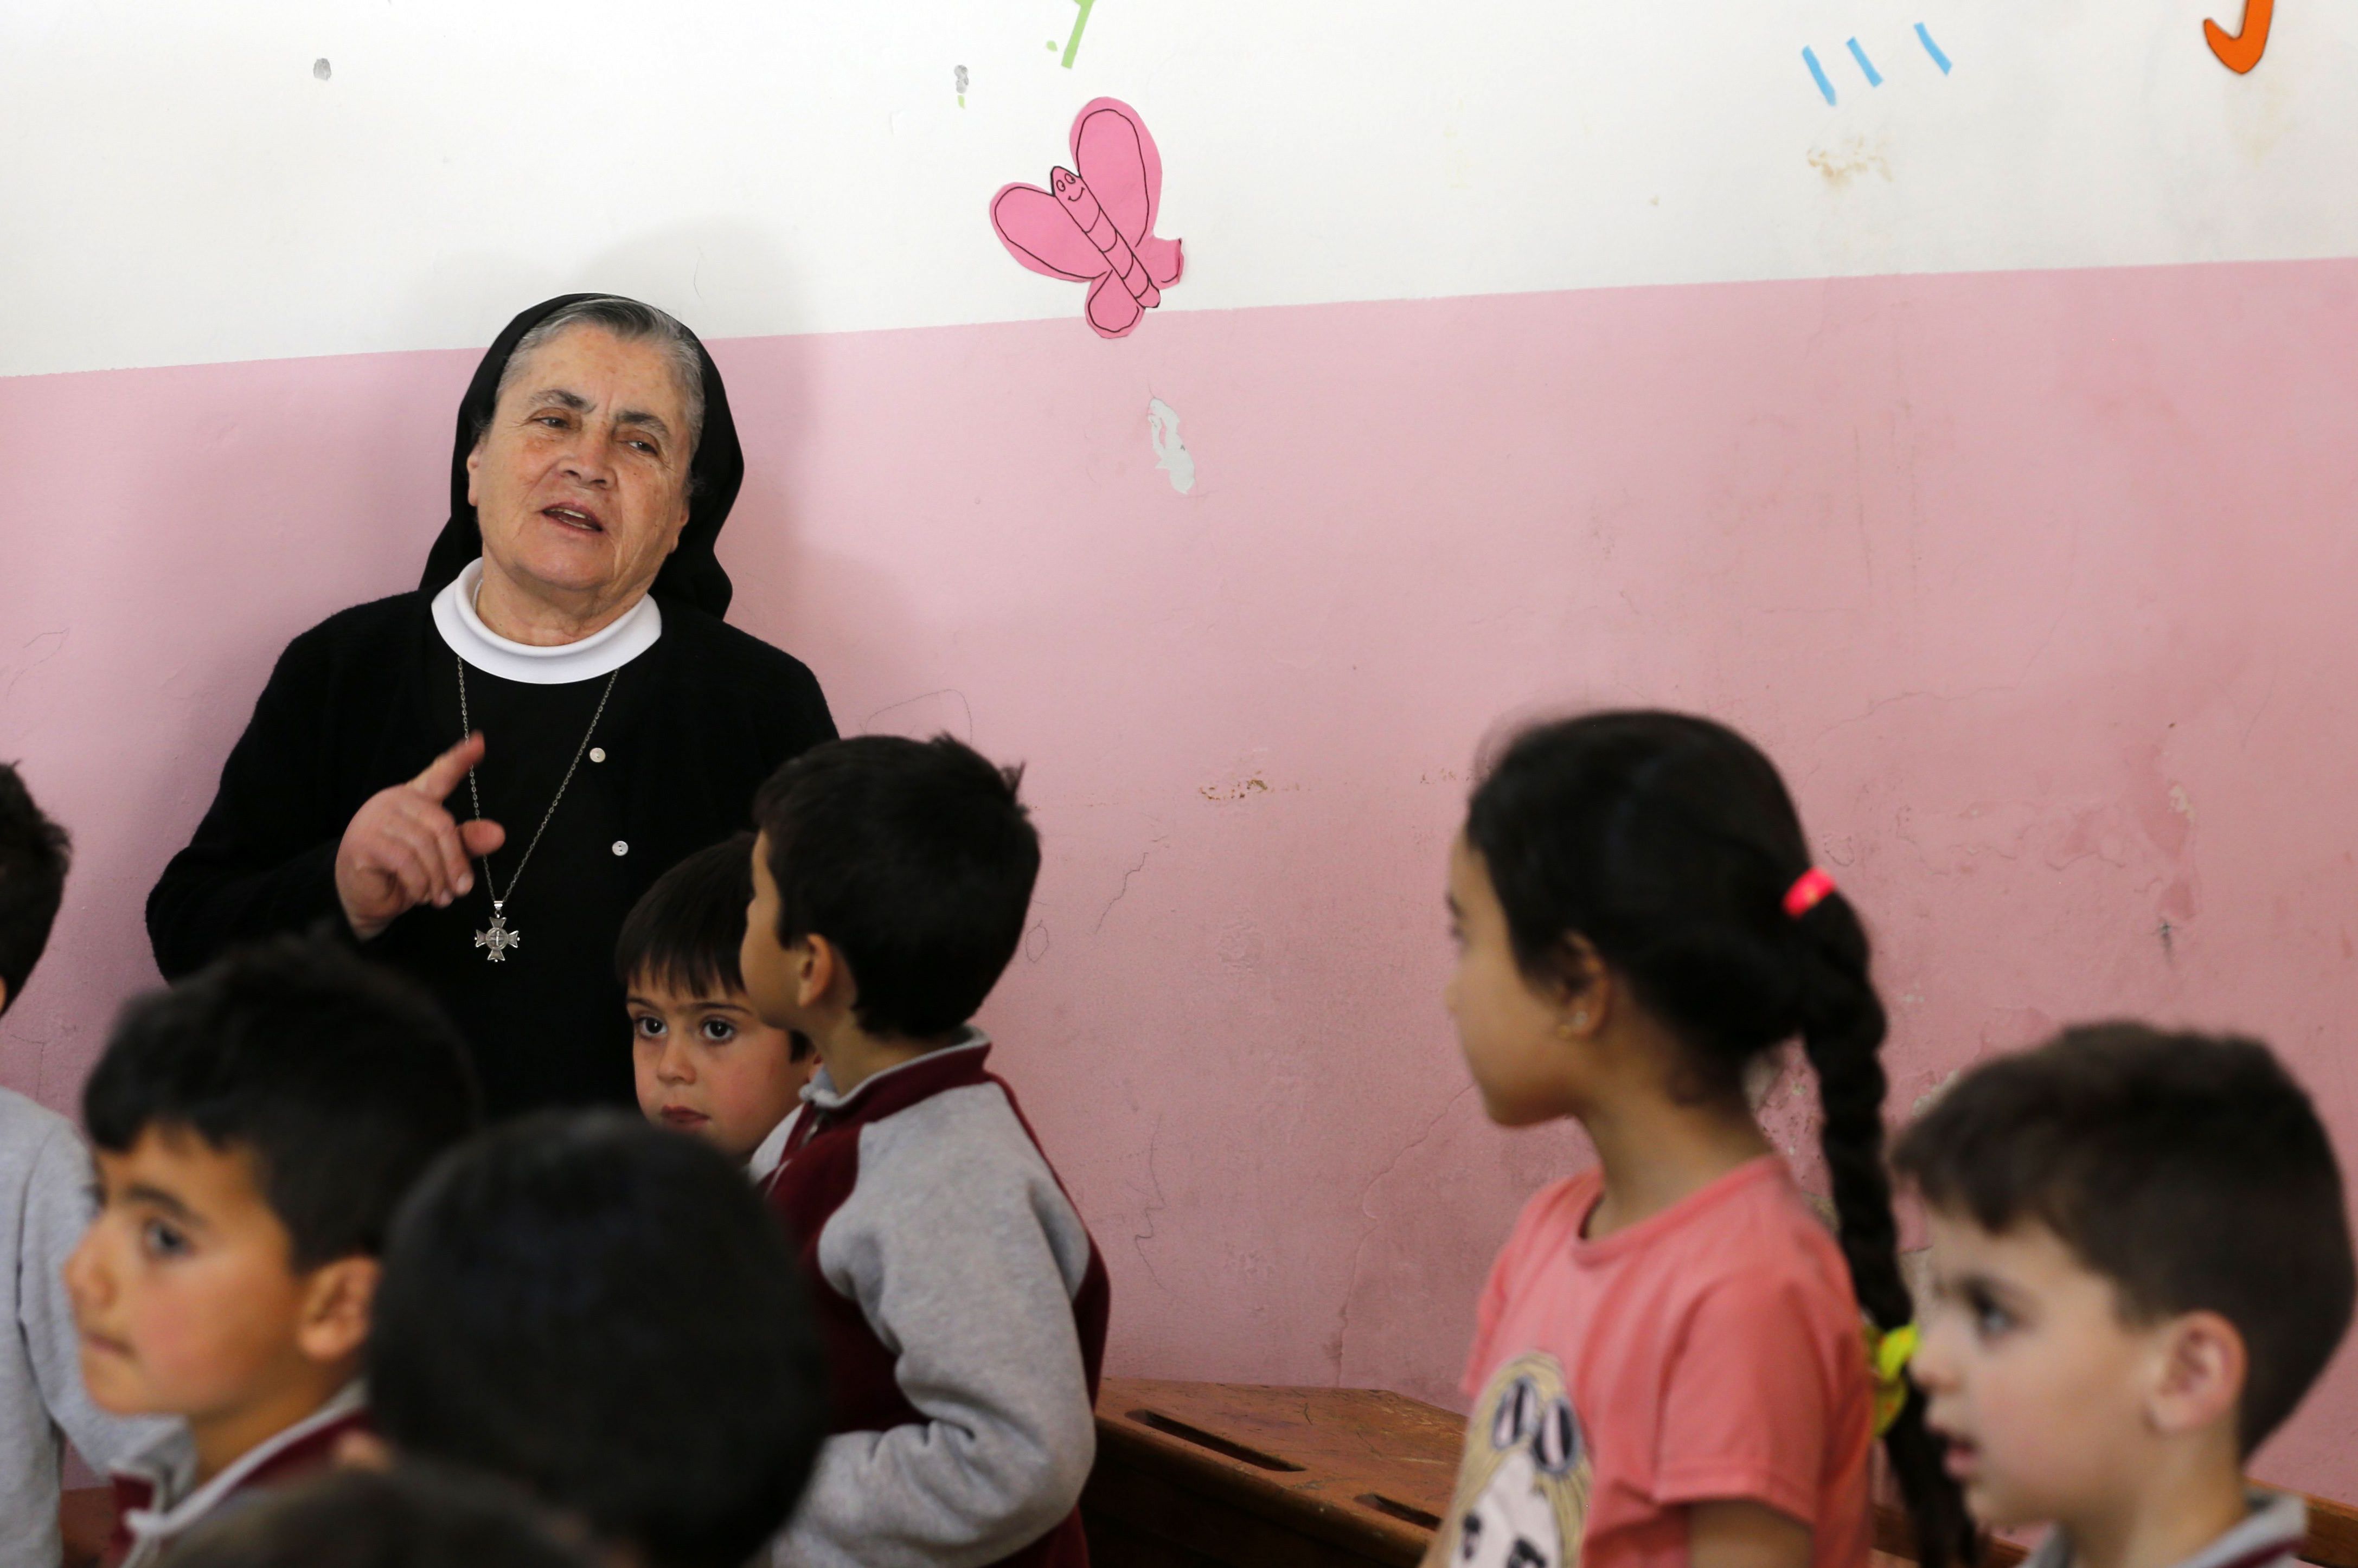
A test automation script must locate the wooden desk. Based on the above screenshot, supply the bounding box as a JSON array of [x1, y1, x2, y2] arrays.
[[1085, 1379, 1454, 1566], [1085, 1378, 2358, 1568]]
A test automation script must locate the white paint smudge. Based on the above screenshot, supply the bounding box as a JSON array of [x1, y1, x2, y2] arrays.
[[2169, 783, 2195, 822], [1912, 1068, 1962, 1117], [1146, 398, 1196, 494]]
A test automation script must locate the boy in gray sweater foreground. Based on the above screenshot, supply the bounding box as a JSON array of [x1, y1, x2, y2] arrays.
[[0, 766, 168, 1568]]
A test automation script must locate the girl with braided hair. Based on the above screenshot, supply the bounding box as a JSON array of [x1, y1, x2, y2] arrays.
[[1427, 711, 1970, 1568]]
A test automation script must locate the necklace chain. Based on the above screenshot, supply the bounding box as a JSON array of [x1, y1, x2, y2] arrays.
[[456, 656, 618, 914]]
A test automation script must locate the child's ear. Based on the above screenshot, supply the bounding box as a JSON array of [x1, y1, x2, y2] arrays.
[[1547, 934, 1610, 1039], [797, 934, 849, 1011], [296, 1256, 381, 1368], [2145, 1308, 2246, 1439]]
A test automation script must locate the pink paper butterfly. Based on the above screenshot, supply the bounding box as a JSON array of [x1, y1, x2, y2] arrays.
[[991, 98, 1184, 340]]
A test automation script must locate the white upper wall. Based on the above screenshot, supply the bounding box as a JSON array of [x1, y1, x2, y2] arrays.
[[4, 0, 2353, 377]]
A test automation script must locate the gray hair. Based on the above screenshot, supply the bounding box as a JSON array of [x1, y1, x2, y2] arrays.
[[486, 296, 706, 465]]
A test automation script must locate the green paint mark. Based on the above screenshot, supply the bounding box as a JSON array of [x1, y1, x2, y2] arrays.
[[1060, 0, 1096, 67], [1047, 39, 1059, 50]]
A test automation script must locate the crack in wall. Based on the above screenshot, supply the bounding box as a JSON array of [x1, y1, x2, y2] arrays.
[[1327, 1082, 1476, 1380], [1095, 851, 1150, 934], [1129, 1115, 1170, 1296]]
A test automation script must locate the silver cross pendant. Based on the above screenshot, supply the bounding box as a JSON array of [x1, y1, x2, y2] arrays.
[[474, 909, 521, 962]]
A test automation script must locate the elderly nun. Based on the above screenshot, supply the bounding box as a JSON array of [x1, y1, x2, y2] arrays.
[[148, 294, 836, 1117]]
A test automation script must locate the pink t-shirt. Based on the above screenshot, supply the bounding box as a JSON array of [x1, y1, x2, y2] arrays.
[[1439, 1156, 1874, 1568]]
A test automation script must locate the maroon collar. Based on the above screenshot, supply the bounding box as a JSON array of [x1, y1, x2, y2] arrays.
[[801, 1038, 994, 1134], [105, 1406, 371, 1567]]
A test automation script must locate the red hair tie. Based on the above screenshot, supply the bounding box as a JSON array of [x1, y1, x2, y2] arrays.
[[1783, 867, 1837, 919]]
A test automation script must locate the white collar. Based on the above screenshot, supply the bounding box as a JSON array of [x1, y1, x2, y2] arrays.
[[2024, 1490, 2307, 1568], [117, 1380, 368, 1557], [747, 1104, 804, 1184], [802, 1027, 991, 1112], [431, 559, 663, 685]]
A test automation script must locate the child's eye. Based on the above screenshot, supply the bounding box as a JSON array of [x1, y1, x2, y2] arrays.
[[632, 1015, 667, 1040], [1965, 1287, 2015, 1339], [139, 1219, 190, 1261], [700, 1018, 738, 1044]]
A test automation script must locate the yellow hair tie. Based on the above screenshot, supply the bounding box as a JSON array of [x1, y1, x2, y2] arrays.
[[1865, 1322, 1919, 1437]]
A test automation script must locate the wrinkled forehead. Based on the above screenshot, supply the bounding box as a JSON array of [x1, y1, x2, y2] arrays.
[[495, 323, 693, 432]]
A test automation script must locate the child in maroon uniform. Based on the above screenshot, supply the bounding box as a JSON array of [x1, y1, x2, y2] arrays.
[[67, 936, 479, 1566], [365, 1112, 827, 1568], [744, 736, 1107, 1568], [618, 833, 818, 1181]]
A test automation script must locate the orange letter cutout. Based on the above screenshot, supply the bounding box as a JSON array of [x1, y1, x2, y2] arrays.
[[2206, 0, 2273, 73]]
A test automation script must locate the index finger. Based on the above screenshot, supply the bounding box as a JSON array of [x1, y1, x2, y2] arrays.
[[409, 732, 486, 802]]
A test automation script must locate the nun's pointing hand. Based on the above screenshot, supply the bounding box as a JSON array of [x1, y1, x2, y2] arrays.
[[336, 734, 508, 942]]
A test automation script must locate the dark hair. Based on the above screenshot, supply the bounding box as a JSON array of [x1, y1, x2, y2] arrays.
[[1894, 1024, 2356, 1453], [84, 935, 480, 1269], [370, 1111, 827, 1568], [0, 763, 69, 1013], [1464, 710, 1971, 1568], [167, 1464, 598, 1568], [752, 735, 1040, 1039], [616, 833, 757, 997]]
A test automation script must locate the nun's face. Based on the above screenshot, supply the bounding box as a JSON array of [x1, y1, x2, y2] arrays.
[[465, 325, 695, 621]]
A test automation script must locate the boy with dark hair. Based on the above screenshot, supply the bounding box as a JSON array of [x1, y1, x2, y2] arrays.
[[366, 1110, 828, 1568], [0, 764, 168, 1568], [745, 734, 1108, 1568], [1894, 1024, 2356, 1568], [167, 1464, 598, 1568], [67, 934, 480, 1565], [617, 832, 817, 1178]]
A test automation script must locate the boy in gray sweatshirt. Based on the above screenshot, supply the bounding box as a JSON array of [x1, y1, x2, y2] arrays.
[[746, 736, 1108, 1568], [0, 766, 168, 1568]]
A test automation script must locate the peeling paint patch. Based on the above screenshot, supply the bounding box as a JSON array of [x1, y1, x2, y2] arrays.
[[1808, 133, 1892, 189], [2169, 783, 2195, 822], [1200, 775, 1270, 802], [1147, 399, 1196, 494]]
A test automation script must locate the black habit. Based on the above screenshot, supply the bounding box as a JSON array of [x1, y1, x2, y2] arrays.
[[146, 295, 836, 1117]]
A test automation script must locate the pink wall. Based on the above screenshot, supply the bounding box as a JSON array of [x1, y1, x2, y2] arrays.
[[7, 257, 2358, 1494]]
